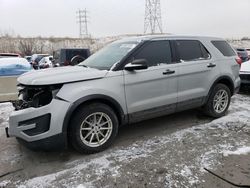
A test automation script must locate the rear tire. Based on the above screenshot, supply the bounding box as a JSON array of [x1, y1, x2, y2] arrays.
[[202, 84, 231, 118], [70, 55, 85, 66], [69, 103, 119, 154]]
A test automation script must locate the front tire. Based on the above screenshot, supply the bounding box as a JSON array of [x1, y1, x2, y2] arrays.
[[69, 103, 119, 154], [203, 84, 231, 118]]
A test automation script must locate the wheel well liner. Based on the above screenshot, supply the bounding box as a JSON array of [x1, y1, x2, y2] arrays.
[[62, 94, 127, 140]]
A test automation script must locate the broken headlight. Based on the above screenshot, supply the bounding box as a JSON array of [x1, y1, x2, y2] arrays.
[[13, 84, 63, 110]]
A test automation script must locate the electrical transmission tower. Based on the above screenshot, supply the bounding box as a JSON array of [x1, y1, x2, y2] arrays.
[[76, 9, 89, 38], [144, 0, 163, 34]]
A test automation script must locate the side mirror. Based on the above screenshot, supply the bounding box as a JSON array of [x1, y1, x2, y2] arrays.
[[124, 59, 148, 71]]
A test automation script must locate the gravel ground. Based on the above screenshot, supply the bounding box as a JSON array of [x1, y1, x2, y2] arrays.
[[0, 91, 249, 188]]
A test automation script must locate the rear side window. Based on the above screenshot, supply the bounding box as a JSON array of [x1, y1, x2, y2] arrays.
[[211, 41, 236, 57], [133, 41, 172, 67], [176, 40, 210, 61]]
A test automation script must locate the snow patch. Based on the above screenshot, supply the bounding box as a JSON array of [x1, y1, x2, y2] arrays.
[[1, 94, 250, 187], [76, 183, 94, 188], [19, 105, 250, 187], [0, 180, 10, 187], [223, 146, 250, 156]]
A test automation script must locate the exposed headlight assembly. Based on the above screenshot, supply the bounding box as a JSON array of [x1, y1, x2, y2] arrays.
[[13, 84, 63, 110]]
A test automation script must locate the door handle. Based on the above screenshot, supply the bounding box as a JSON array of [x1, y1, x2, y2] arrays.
[[163, 69, 175, 75], [207, 63, 216, 68]]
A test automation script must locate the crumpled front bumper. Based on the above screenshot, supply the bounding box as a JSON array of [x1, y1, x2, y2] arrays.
[[7, 99, 71, 144]]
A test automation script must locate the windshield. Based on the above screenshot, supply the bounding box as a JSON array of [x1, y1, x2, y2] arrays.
[[79, 40, 139, 70]]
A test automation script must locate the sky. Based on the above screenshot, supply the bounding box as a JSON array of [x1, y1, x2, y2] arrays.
[[0, 0, 250, 39]]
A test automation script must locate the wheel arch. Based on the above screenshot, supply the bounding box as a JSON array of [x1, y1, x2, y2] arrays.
[[213, 76, 234, 95], [62, 94, 127, 140], [205, 76, 235, 104]]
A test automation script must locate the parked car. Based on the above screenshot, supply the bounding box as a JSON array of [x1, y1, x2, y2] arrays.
[[0, 58, 32, 102], [30, 54, 50, 69], [246, 48, 250, 59], [38, 56, 53, 69], [235, 48, 249, 62], [6, 36, 241, 154], [24, 56, 32, 62], [0, 53, 21, 58], [240, 60, 250, 86], [53, 48, 90, 67]]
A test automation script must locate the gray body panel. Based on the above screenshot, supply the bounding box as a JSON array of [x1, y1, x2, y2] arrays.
[[8, 99, 70, 142], [18, 66, 108, 85], [124, 63, 178, 122]]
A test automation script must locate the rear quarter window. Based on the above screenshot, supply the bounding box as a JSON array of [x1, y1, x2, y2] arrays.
[[211, 41, 236, 57]]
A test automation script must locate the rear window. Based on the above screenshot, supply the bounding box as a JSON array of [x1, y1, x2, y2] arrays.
[[211, 41, 236, 57], [176, 40, 210, 61], [66, 50, 89, 60], [237, 49, 246, 52]]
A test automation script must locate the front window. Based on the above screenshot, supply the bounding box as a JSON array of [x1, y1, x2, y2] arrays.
[[131, 40, 173, 67], [79, 40, 139, 70]]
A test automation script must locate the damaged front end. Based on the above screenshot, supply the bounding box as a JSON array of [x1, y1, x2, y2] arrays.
[[12, 84, 63, 111]]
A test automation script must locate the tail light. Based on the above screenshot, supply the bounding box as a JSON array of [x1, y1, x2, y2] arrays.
[[235, 57, 242, 66], [64, 61, 70, 66]]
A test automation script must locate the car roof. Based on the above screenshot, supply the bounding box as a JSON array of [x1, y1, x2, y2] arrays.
[[0, 53, 21, 57], [31, 54, 50, 57], [118, 34, 223, 42], [0, 57, 28, 64], [0, 52, 20, 55]]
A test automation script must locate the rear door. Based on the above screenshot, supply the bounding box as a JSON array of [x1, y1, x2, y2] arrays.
[[175, 40, 220, 110], [123, 40, 179, 122]]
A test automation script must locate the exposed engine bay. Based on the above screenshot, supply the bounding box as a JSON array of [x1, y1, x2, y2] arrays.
[[12, 84, 62, 110]]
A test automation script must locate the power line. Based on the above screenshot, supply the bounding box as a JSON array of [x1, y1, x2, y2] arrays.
[[76, 9, 89, 38], [144, 0, 163, 34]]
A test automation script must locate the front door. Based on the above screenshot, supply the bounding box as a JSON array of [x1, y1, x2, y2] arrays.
[[123, 40, 179, 123]]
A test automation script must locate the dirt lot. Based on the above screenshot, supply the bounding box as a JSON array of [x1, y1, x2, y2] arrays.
[[0, 91, 250, 188]]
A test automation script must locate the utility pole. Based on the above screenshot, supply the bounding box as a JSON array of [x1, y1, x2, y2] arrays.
[[144, 0, 163, 34], [76, 9, 89, 38]]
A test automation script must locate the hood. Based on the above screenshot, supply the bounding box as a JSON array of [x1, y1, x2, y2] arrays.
[[18, 66, 108, 85], [240, 60, 250, 73]]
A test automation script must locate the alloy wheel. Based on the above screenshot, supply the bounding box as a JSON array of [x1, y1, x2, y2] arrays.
[[79, 112, 113, 147], [213, 89, 229, 114]]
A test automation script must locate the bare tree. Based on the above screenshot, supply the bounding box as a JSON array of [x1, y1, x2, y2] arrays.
[[18, 38, 37, 56]]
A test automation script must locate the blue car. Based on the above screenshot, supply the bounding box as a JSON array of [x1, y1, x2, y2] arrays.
[[0, 57, 32, 102]]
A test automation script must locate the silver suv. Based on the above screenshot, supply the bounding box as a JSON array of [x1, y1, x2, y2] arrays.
[[6, 36, 241, 153]]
